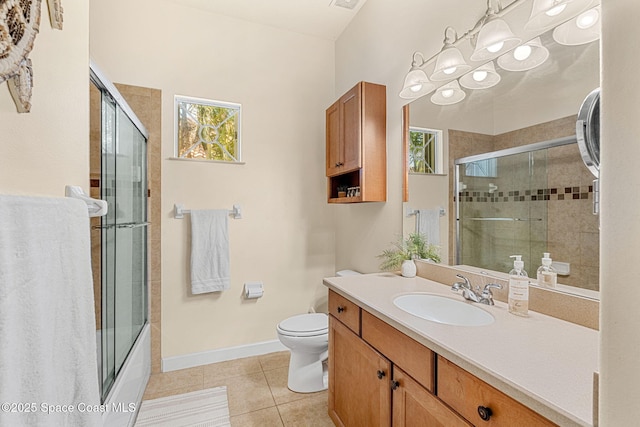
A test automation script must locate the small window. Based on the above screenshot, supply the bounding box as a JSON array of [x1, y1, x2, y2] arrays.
[[465, 159, 498, 178], [409, 127, 443, 174], [175, 96, 241, 162]]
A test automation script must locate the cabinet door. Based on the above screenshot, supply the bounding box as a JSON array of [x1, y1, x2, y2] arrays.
[[329, 315, 391, 427], [326, 100, 342, 177], [392, 367, 472, 427], [339, 84, 362, 174]]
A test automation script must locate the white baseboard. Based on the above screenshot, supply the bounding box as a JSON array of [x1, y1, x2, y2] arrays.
[[162, 339, 288, 372]]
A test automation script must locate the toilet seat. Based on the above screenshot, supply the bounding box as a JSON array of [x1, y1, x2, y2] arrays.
[[277, 313, 328, 337]]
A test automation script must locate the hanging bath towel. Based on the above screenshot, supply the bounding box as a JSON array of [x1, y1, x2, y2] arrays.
[[0, 195, 100, 427], [417, 209, 440, 246], [190, 210, 230, 294]]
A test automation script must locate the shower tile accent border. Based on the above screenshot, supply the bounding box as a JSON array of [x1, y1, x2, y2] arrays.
[[115, 83, 163, 374]]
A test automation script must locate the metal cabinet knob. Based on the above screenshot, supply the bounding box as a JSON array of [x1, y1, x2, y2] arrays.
[[391, 380, 400, 391], [376, 370, 385, 379], [477, 405, 493, 421], [336, 306, 345, 313]]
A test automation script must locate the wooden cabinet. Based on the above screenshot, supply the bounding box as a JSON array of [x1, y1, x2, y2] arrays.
[[325, 81, 386, 203], [329, 315, 391, 427], [437, 356, 557, 426], [327, 290, 557, 426], [392, 367, 471, 427]]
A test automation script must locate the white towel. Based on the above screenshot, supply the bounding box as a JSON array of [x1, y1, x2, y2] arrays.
[[417, 209, 440, 246], [190, 210, 230, 294], [0, 195, 100, 427]]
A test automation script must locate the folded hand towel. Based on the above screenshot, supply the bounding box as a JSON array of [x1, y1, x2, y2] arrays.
[[190, 210, 230, 294], [417, 209, 440, 246], [0, 195, 100, 427]]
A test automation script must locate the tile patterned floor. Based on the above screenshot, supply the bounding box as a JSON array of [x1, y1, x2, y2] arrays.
[[142, 351, 335, 426]]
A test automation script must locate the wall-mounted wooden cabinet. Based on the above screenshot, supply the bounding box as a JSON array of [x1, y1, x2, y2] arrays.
[[325, 81, 386, 203]]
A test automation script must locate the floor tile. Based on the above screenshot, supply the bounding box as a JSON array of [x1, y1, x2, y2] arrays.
[[277, 393, 332, 427], [203, 356, 263, 383], [142, 382, 203, 401], [264, 367, 324, 406], [259, 351, 290, 372], [223, 372, 276, 417], [230, 406, 284, 427], [144, 366, 203, 397]]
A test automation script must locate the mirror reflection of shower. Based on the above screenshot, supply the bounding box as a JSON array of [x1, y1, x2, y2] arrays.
[[455, 135, 600, 292]]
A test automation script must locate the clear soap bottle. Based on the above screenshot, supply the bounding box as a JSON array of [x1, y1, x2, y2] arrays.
[[536, 252, 557, 288], [508, 255, 529, 317]]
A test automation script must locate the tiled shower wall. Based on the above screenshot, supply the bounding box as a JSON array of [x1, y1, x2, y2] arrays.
[[449, 116, 599, 291]]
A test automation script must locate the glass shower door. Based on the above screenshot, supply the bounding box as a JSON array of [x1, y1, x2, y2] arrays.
[[456, 150, 548, 273], [99, 87, 148, 400]]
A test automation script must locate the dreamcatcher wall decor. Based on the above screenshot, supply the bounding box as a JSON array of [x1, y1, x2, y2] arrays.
[[0, 0, 64, 113]]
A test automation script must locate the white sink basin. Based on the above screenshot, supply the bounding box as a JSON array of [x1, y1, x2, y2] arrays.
[[393, 293, 494, 327]]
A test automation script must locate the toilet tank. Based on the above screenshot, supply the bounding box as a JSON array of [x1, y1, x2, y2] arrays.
[[336, 269, 361, 277]]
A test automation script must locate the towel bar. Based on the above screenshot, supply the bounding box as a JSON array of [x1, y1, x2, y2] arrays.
[[406, 206, 446, 217], [174, 203, 242, 219]]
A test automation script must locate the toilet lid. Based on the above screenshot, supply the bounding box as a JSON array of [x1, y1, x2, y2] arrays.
[[278, 313, 328, 337]]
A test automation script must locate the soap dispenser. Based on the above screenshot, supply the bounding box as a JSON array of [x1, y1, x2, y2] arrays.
[[536, 253, 558, 288], [508, 255, 529, 317]]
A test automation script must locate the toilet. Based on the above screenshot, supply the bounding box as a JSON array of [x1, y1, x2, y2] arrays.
[[276, 269, 360, 393]]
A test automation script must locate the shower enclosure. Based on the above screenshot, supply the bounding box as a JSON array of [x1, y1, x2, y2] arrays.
[[455, 136, 576, 275], [90, 62, 150, 426]]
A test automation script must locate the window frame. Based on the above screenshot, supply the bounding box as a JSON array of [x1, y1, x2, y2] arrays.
[[173, 95, 242, 163], [408, 126, 444, 175]]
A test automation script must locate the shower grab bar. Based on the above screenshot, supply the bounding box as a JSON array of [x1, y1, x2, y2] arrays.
[[174, 203, 242, 219]]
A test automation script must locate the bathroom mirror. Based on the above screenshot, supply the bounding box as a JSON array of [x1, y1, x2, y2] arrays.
[[403, 28, 600, 294]]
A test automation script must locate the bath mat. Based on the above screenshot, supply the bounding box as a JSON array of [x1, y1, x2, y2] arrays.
[[135, 386, 230, 426]]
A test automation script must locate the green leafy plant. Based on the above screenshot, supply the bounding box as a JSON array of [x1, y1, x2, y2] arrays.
[[378, 233, 441, 271]]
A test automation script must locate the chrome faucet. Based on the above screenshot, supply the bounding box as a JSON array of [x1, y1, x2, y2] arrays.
[[451, 274, 503, 305]]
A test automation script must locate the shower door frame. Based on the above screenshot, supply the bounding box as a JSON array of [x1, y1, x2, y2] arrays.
[[90, 60, 151, 426], [454, 135, 577, 266]]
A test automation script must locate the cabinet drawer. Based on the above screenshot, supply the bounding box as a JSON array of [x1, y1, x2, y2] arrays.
[[328, 290, 360, 334], [361, 310, 435, 391], [437, 356, 557, 426]]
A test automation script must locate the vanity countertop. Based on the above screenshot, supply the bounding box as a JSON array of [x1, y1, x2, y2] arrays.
[[323, 272, 599, 427]]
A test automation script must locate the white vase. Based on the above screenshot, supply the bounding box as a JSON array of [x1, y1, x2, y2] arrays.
[[401, 259, 416, 278]]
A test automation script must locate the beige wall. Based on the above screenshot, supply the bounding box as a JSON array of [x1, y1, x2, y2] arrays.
[[90, 0, 336, 358], [0, 0, 89, 196], [600, 1, 640, 424]]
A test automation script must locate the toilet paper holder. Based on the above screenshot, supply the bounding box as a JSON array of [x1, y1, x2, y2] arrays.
[[244, 282, 264, 299]]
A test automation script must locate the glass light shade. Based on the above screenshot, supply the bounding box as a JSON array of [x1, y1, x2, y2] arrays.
[[459, 61, 501, 90], [552, 6, 600, 46], [497, 37, 550, 72], [470, 18, 521, 62], [525, 0, 595, 31], [431, 46, 472, 81], [399, 68, 436, 99], [431, 81, 466, 106]]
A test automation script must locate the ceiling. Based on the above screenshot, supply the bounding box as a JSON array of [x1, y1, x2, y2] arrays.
[[166, 0, 368, 40]]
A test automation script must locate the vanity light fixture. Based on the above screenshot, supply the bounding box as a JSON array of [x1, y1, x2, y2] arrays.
[[431, 81, 466, 106], [470, 15, 521, 61], [399, 52, 436, 99], [497, 37, 549, 71], [459, 61, 501, 90], [525, 0, 595, 31], [552, 6, 600, 46], [431, 27, 472, 81], [399, 0, 600, 105]]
